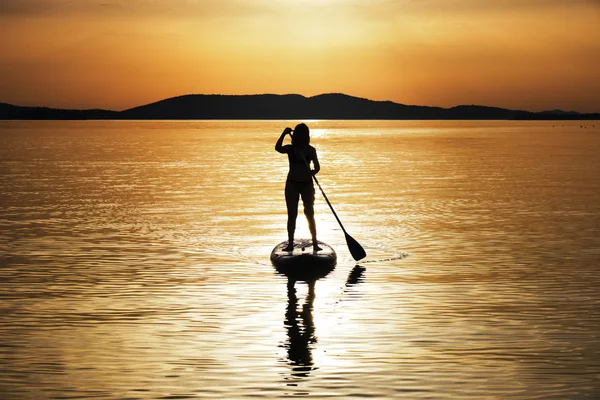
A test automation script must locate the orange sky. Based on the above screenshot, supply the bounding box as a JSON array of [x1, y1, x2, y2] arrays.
[[1, 0, 599, 112]]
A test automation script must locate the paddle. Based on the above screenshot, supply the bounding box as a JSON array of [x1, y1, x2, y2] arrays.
[[311, 172, 367, 261], [292, 132, 367, 261]]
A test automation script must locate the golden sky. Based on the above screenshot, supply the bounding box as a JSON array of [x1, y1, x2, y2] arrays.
[[1, 0, 599, 112]]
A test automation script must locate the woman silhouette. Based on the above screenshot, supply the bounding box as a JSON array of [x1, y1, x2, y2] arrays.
[[275, 123, 321, 252]]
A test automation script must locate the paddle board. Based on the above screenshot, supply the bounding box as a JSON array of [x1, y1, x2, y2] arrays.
[[271, 239, 336, 281]]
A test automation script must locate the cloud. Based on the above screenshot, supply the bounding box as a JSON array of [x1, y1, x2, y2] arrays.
[[3, 0, 596, 22], [0, 0, 277, 18], [350, 0, 598, 18]]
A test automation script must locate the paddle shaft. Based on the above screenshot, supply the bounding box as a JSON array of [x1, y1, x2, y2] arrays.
[[310, 174, 347, 235]]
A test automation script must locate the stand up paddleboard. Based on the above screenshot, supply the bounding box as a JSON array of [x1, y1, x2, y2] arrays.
[[271, 239, 336, 281]]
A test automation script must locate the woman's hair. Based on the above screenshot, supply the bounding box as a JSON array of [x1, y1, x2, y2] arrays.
[[292, 123, 310, 147]]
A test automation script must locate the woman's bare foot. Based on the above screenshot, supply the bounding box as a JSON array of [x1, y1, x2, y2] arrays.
[[283, 242, 294, 252], [313, 242, 322, 252]]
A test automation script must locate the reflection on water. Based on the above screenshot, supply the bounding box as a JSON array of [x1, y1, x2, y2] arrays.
[[1, 120, 600, 399], [283, 279, 317, 381], [280, 265, 366, 391]]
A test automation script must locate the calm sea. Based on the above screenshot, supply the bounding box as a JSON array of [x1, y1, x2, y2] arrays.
[[1, 120, 599, 399]]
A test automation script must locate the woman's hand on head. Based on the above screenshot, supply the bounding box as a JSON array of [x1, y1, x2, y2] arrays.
[[283, 127, 293, 136]]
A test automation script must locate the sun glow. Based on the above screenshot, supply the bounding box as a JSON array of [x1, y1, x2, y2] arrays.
[[0, 0, 599, 112]]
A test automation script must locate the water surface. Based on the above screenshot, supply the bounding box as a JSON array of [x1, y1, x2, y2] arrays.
[[1, 120, 599, 399]]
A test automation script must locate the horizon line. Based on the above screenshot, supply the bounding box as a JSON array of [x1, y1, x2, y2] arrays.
[[1, 92, 599, 115]]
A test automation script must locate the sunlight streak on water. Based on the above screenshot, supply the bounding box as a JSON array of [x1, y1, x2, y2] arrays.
[[1, 120, 599, 399]]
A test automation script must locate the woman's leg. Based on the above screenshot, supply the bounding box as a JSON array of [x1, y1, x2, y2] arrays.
[[284, 180, 300, 250], [301, 183, 322, 251]]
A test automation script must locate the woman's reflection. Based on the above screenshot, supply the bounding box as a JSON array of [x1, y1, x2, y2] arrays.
[[283, 278, 317, 378], [281, 265, 365, 380]]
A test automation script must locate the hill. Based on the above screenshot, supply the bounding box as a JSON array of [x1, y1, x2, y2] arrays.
[[0, 103, 118, 120], [120, 94, 534, 119]]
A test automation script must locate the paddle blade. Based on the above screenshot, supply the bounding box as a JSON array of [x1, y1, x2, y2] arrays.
[[345, 232, 367, 261]]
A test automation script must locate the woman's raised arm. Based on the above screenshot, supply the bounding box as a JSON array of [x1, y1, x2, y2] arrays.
[[275, 127, 293, 153]]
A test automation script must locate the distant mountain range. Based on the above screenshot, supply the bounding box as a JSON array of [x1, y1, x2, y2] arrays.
[[1, 93, 599, 120]]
